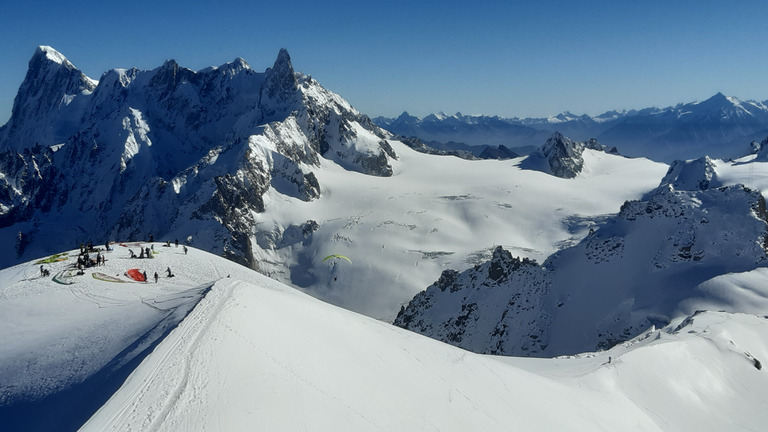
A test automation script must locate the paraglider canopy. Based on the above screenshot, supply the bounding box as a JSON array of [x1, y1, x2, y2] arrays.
[[323, 254, 351, 264]]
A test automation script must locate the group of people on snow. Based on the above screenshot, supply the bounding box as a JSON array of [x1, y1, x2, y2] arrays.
[[129, 246, 154, 259], [76, 250, 105, 269], [38, 236, 189, 283]]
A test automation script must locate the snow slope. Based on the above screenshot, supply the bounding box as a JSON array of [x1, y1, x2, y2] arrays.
[[2, 246, 768, 431]]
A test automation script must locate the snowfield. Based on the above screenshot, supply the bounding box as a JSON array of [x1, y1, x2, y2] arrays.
[[255, 141, 669, 321], [2, 244, 768, 431]]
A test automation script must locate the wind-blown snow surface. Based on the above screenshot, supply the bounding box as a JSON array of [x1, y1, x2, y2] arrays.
[[3, 246, 768, 431]]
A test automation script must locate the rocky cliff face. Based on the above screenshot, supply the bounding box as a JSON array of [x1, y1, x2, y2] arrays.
[[394, 247, 551, 355], [395, 158, 768, 356], [0, 47, 397, 268]]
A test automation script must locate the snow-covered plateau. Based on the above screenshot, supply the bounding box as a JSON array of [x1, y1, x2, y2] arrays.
[[2, 47, 768, 430]]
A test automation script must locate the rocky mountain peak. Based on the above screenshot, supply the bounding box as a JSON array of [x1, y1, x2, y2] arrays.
[[532, 132, 609, 178], [0, 47, 97, 151], [22, 46, 96, 96], [260, 48, 298, 113], [658, 156, 720, 191], [34, 45, 74, 68], [395, 111, 419, 124]]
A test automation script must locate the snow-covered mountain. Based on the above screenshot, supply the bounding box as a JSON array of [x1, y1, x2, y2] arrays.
[[395, 155, 768, 356], [0, 46, 396, 270], [2, 244, 768, 431], [375, 93, 768, 162]]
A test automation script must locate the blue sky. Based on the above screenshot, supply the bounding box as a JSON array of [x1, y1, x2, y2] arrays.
[[2, 0, 768, 123]]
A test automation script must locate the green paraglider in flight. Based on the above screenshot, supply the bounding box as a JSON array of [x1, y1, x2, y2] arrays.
[[323, 254, 351, 264]]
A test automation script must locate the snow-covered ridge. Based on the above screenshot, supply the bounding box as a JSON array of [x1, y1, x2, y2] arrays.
[[2, 243, 768, 431]]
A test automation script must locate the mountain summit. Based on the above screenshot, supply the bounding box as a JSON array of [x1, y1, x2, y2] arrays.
[[0, 46, 98, 150]]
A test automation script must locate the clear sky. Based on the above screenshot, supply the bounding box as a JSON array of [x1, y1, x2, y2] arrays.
[[2, 0, 768, 124]]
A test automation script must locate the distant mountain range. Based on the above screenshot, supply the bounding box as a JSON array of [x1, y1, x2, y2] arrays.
[[374, 93, 768, 162]]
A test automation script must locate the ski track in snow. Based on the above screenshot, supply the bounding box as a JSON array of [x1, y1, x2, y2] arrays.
[[95, 280, 231, 431]]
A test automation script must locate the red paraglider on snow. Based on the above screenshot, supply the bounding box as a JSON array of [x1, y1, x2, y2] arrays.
[[125, 268, 146, 282]]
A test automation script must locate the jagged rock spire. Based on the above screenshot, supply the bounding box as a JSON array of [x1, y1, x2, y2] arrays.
[[260, 48, 298, 111]]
